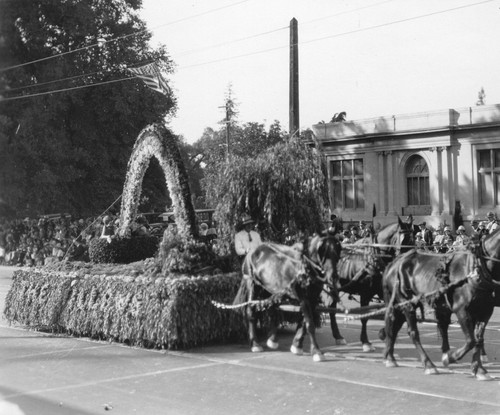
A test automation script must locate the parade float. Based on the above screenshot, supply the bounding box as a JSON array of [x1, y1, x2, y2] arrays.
[[4, 124, 245, 349]]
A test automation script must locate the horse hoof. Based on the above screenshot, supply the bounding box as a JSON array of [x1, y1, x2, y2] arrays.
[[378, 328, 386, 341], [290, 345, 303, 355], [476, 373, 493, 381], [481, 355, 489, 364], [251, 345, 264, 353], [424, 367, 439, 375], [335, 338, 347, 346], [384, 360, 398, 368], [266, 339, 279, 350], [442, 354, 450, 367], [362, 343, 375, 353], [313, 353, 326, 362]]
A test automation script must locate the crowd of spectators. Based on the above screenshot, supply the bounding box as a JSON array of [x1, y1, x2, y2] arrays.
[[0, 213, 159, 267], [327, 211, 499, 253], [0, 215, 100, 266]]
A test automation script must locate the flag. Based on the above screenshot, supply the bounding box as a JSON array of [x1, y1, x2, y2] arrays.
[[372, 203, 377, 218], [127, 62, 170, 96]]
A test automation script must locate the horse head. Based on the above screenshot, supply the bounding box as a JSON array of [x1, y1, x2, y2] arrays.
[[308, 234, 342, 299]]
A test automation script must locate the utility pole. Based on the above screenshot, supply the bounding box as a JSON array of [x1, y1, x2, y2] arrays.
[[289, 17, 299, 138]]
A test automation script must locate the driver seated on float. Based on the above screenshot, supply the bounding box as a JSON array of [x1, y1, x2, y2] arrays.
[[234, 213, 262, 264]]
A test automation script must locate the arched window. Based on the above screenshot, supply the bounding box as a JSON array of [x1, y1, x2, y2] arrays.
[[406, 155, 430, 206]]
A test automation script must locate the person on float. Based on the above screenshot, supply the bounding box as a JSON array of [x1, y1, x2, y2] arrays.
[[234, 213, 262, 263], [100, 215, 115, 243]]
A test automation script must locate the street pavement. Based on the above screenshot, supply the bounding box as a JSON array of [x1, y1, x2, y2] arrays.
[[1, 265, 500, 415]]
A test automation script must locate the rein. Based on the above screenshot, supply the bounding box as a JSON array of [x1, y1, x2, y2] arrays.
[[265, 241, 338, 289]]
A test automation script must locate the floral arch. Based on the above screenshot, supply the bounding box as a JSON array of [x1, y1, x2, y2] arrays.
[[118, 123, 198, 239]]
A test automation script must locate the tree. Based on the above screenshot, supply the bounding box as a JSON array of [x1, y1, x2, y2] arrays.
[[476, 87, 486, 106], [0, 0, 175, 217], [205, 137, 328, 255]]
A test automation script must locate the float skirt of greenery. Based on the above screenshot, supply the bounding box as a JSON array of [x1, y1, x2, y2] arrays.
[[4, 268, 245, 349]]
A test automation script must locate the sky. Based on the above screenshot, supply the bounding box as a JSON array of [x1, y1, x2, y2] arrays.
[[139, 0, 500, 144]]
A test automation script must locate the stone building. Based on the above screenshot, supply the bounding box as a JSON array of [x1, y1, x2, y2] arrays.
[[312, 104, 500, 231]]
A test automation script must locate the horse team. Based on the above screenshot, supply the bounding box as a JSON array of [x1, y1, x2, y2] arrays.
[[231, 217, 500, 381]]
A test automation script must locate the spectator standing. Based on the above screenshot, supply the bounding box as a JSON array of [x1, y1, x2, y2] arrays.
[[452, 225, 469, 249], [359, 221, 371, 238], [415, 232, 427, 250], [347, 225, 362, 244], [234, 213, 262, 263], [486, 211, 499, 234], [417, 222, 433, 247]]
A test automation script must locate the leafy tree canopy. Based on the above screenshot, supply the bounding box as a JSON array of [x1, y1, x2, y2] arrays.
[[0, 0, 175, 218], [206, 137, 329, 255]]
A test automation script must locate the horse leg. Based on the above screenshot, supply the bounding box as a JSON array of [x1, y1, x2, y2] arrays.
[[291, 315, 305, 356], [321, 289, 346, 345], [472, 321, 492, 381], [359, 293, 375, 352], [447, 310, 476, 365], [404, 307, 439, 375], [246, 304, 263, 352], [266, 306, 280, 350], [301, 299, 325, 362], [328, 311, 347, 345], [434, 303, 452, 367], [383, 306, 405, 368]]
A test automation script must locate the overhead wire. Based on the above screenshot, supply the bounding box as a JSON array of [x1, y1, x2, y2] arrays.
[[0, 77, 135, 102], [0, 0, 253, 73], [0, 0, 494, 102], [179, 0, 495, 69], [0, 0, 397, 93]]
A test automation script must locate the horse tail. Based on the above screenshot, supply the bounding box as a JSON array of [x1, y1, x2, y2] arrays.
[[233, 254, 253, 306], [233, 276, 250, 306]]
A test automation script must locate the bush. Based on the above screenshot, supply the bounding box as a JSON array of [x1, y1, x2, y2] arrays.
[[4, 268, 246, 349], [89, 236, 158, 264]]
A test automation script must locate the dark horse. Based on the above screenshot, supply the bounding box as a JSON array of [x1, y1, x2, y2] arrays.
[[233, 234, 342, 362], [325, 217, 415, 352], [381, 228, 500, 379]]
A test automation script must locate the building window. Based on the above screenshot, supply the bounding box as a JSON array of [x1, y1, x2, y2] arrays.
[[406, 155, 430, 206], [478, 149, 500, 207], [330, 159, 364, 210]]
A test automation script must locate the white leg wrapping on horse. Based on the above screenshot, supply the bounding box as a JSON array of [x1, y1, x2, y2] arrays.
[[362, 343, 375, 352], [441, 353, 450, 367], [384, 359, 398, 368], [266, 338, 279, 350], [480, 354, 489, 363], [475, 373, 493, 381], [251, 345, 264, 353], [313, 353, 326, 362], [424, 367, 439, 375], [290, 345, 303, 355]]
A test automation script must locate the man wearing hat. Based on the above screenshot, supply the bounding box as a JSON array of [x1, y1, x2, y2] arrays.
[[418, 221, 433, 247], [485, 211, 498, 234], [234, 213, 262, 262]]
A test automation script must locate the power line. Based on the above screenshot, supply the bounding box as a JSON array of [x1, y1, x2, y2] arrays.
[[0, 77, 134, 102], [0, 0, 395, 93], [1, 0, 494, 102], [0, 0, 253, 73], [179, 0, 495, 69], [5, 70, 106, 92]]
